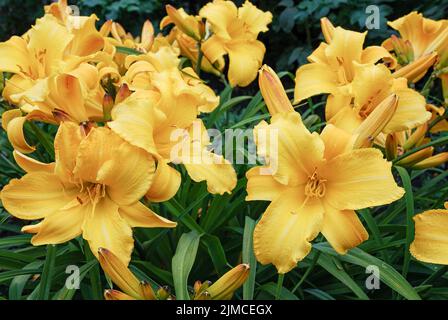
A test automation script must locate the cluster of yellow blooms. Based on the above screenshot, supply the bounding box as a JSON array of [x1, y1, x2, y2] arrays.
[[0, 0, 447, 298]]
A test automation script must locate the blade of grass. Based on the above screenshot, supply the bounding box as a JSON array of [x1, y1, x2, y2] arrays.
[[38, 244, 57, 300]]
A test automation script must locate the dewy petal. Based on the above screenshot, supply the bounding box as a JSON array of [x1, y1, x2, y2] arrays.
[[119, 201, 177, 228], [253, 189, 324, 274], [82, 197, 133, 265], [30, 199, 89, 245], [320, 124, 355, 160], [411, 210, 448, 265], [256, 112, 324, 186], [321, 203, 368, 254], [146, 159, 181, 202], [322, 148, 404, 210], [245, 166, 290, 201], [109, 97, 166, 156], [0, 171, 78, 220], [238, 1, 272, 36], [294, 63, 338, 103], [226, 39, 265, 87], [385, 85, 431, 133], [13, 150, 55, 173], [54, 122, 84, 183], [74, 127, 156, 206]]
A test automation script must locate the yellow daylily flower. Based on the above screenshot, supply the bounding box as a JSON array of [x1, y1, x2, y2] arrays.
[[109, 48, 237, 195], [294, 18, 396, 103], [1, 62, 119, 154], [247, 112, 404, 273], [327, 63, 431, 135], [384, 12, 448, 72], [199, 0, 272, 87], [0, 123, 176, 265], [411, 202, 448, 265], [0, 12, 105, 103]]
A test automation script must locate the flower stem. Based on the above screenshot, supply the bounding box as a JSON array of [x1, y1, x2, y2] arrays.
[[275, 273, 284, 300]]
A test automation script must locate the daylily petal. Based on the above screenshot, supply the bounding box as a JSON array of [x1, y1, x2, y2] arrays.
[[245, 166, 290, 201], [411, 210, 448, 265], [83, 198, 133, 265], [3, 113, 35, 154], [13, 150, 55, 173], [320, 124, 354, 160], [0, 36, 33, 75], [253, 189, 324, 274], [322, 148, 404, 210], [202, 35, 227, 64], [27, 15, 73, 76], [321, 204, 368, 254], [30, 199, 89, 245], [54, 122, 84, 183], [146, 159, 181, 202], [200, 0, 238, 40], [361, 45, 397, 68], [109, 96, 166, 156], [325, 27, 367, 81], [74, 127, 156, 206], [119, 201, 177, 228], [226, 39, 265, 87], [67, 14, 104, 56], [325, 93, 351, 121], [47, 74, 88, 123], [386, 85, 431, 133], [238, 1, 272, 36], [183, 145, 237, 195], [294, 63, 338, 103], [255, 112, 324, 186], [1, 171, 78, 220], [328, 105, 363, 133]]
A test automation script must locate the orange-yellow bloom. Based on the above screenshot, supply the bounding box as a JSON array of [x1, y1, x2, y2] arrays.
[[294, 19, 396, 103], [199, 0, 272, 87], [0, 123, 176, 265], [411, 202, 448, 265], [109, 49, 237, 195], [326, 63, 430, 136], [247, 112, 404, 273]]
